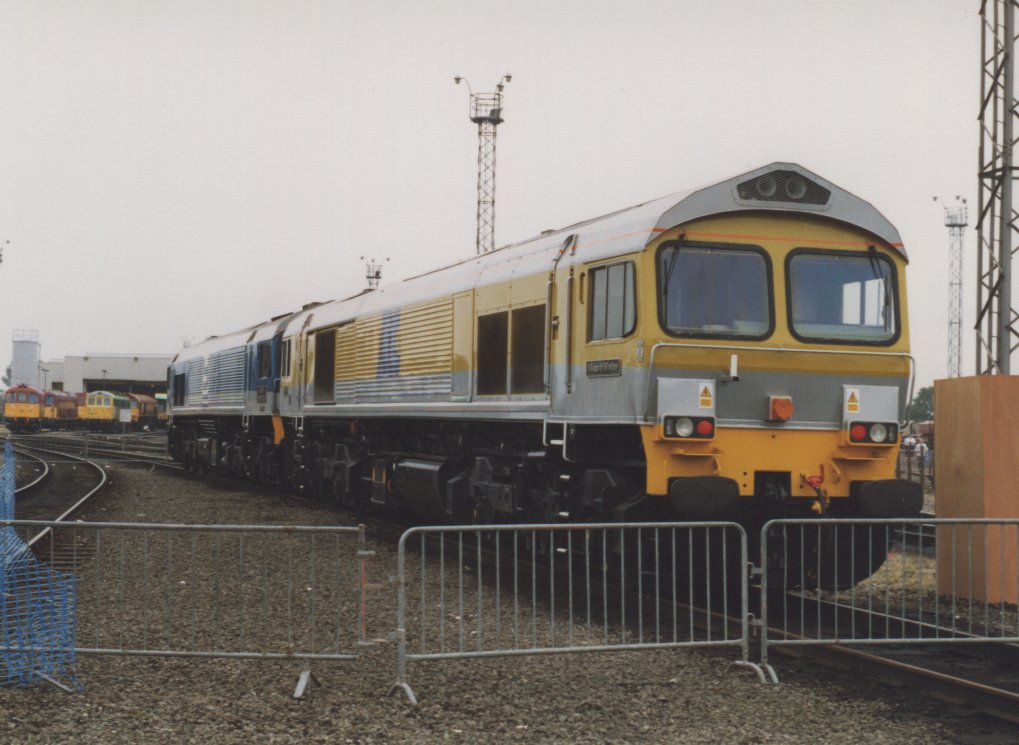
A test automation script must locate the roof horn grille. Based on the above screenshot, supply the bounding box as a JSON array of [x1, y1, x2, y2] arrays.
[[736, 170, 831, 206]]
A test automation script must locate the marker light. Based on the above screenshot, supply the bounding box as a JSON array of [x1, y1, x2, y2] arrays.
[[662, 416, 715, 440], [675, 417, 695, 437], [769, 396, 794, 421], [848, 421, 898, 444]]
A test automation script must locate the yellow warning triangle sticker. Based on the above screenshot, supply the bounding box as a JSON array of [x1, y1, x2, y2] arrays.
[[700, 386, 712, 399], [848, 392, 858, 404]]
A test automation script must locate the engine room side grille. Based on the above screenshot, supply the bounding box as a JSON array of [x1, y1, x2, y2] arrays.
[[736, 170, 831, 206]]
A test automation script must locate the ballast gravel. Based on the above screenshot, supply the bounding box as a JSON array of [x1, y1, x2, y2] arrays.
[[0, 459, 1012, 744]]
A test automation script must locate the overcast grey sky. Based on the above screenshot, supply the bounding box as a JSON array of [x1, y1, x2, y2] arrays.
[[0, 1, 974, 388]]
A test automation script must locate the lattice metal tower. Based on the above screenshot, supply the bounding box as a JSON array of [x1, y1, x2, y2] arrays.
[[936, 197, 968, 378], [977, 0, 1019, 374], [455, 75, 511, 254], [361, 256, 389, 289]]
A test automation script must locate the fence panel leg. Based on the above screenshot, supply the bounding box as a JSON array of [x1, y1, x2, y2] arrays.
[[293, 663, 321, 700]]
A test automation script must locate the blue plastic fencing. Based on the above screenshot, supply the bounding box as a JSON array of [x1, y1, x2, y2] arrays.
[[1, 440, 78, 688]]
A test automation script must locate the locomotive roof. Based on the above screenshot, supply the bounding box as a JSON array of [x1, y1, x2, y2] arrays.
[[44, 389, 76, 399], [5, 384, 43, 394], [298, 162, 904, 334], [87, 390, 129, 400], [652, 162, 903, 253], [174, 162, 904, 357]]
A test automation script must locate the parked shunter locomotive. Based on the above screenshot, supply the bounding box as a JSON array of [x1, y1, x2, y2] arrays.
[[127, 393, 159, 429], [167, 163, 923, 589], [80, 390, 131, 431], [3, 384, 45, 433], [45, 389, 79, 429]]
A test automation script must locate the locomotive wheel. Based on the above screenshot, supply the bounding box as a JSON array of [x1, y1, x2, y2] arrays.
[[242, 451, 259, 480], [817, 524, 890, 591], [333, 473, 369, 514], [181, 434, 197, 472], [333, 474, 352, 509], [471, 500, 495, 526], [309, 466, 328, 502], [229, 436, 246, 478], [651, 525, 745, 608]]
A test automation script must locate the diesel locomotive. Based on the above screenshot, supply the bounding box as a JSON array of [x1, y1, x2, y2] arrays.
[[167, 163, 923, 588]]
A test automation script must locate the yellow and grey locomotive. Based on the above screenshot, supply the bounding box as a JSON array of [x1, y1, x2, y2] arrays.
[[168, 163, 921, 587]]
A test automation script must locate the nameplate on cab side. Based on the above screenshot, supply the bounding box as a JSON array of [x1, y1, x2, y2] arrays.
[[586, 359, 621, 377]]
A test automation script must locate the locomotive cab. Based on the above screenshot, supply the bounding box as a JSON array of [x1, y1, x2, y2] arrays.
[[3, 385, 44, 433], [638, 212, 921, 526]]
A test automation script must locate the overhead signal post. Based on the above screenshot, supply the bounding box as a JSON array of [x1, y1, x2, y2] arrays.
[[455, 74, 511, 254]]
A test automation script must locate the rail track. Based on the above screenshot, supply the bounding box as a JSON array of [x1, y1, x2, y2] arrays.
[[9, 442, 108, 525], [7, 440, 111, 569], [773, 591, 1019, 723], [11, 431, 174, 466]]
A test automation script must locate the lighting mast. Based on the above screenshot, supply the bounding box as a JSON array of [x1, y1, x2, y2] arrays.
[[977, 0, 1018, 373], [454, 74, 511, 254], [935, 196, 968, 378], [362, 256, 389, 290]]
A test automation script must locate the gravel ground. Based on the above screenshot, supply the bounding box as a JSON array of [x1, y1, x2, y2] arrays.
[[1, 460, 1015, 744]]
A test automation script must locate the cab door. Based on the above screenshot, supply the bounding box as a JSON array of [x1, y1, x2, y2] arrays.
[[252, 340, 274, 414], [548, 234, 577, 416], [291, 314, 315, 415], [278, 335, 295, 414]]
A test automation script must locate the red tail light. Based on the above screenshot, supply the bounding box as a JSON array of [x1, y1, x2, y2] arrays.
[[663, 416, 715, 440], [848, 421, 898, 444]]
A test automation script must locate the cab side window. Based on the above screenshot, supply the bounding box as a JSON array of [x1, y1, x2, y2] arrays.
[[313, 329, 336, 403], [589, 262, 636, 340], [172, 373, 186, 406], [257, 342, 272, 379], [280, 340, 291, 377]]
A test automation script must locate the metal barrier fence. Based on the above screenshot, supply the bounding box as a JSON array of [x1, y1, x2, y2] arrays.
[[390, 522, 768, 704], [896, 449, 934, 492], [2, 518, 372, 696], [760, 518, 1019, 669], [1, 441, 78, 690]]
